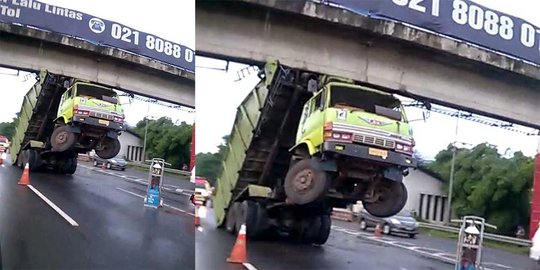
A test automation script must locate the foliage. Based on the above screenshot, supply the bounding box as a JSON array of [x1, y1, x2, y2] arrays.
[[195, 135, 229, 185], [0, 113, 20, 139], [132, 117, 192, 169], [427, 143, 534, 236]]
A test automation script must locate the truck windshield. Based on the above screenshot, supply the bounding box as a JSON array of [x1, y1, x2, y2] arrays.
[[330, 86, 402, 114], [76, 84, 119, 104]]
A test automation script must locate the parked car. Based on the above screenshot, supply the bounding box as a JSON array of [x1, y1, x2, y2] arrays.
[[93, 155, 127, 170], [358, 209, 419, 238]]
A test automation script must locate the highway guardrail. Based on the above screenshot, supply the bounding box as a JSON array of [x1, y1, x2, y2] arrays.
[[419, 222, 532, 247], [127, 162, 191, 176]]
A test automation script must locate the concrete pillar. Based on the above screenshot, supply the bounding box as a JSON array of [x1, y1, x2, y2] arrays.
[[529, 137, 540, 239]]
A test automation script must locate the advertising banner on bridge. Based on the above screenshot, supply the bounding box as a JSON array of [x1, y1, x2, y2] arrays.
[[328, 0, 540, 65], [0, 0, 194, 72]]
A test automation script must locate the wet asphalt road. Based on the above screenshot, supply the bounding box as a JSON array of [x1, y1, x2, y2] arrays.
[[0, 159, 195, 269], [333, 220, 532, 270], [196, 208, 450, 270]]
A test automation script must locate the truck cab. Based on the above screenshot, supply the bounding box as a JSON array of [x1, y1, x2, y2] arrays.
[[52, 80, 125, 159], [287, 76, 417, 217]]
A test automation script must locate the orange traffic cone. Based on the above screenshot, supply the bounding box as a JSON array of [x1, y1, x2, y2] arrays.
[[227, 223, 247, 264], [374, 223, 382, 237], [194, 205, 200, 226], [18, 163, 30, 185]]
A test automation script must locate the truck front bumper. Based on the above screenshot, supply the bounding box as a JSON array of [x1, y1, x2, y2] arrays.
[[322, 141, 416, 168], [73, 116, 124, 131]]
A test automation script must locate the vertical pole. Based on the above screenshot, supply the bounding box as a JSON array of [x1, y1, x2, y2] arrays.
[[446, 114, 459, 223], [143, 118, 148, 162], [529, 137, 540, 239], [190, 123, 196, 183]]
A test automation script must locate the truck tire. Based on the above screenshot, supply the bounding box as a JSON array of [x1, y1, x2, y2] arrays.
[[62, 158, 77, 175], [17, 150, 26, 168], [236, 200, 260, 238], [363, 181, 407, 218], [27, 150, 41, 172], [225, 202, 240, 234], [96, 138, 121, 159], [300, 216, 321, 244], [51, 125, 77, 152], [312, 215, 331, 245], [284, 159, 329, 205]]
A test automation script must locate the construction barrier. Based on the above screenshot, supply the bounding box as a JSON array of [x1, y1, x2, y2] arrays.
[[331, 208, 354, 222]]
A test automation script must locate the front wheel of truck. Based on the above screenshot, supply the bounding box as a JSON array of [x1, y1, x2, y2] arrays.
[[363, 180, 408, 218], [51, 125, 77, 152], [284, 159, 329, 205], [95, 138, 121, 159], [62, 157, 77, 175]]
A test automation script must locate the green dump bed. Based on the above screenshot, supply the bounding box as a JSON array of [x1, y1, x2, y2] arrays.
[[11, 70, 67, 165], [213, 62, 311, 225]]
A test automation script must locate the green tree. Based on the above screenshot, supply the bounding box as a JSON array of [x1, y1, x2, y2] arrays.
[[195, 135, 229, 185], [133, 117, 192, 169], [427, 143, 534, 235], [0, 113, 20, 139]]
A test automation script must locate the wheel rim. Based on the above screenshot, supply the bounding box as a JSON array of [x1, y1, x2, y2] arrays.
[[293, 169, 315, 194], [54, 131, 69, 145]]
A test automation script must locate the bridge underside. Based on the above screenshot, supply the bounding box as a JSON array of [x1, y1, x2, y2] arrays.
[[196, 1, 540, 129], [0, 25, 194, 107]]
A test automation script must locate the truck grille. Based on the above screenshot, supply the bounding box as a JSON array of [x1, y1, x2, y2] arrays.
[[90, 112, 114, 120], [354, 134, 395, 149]]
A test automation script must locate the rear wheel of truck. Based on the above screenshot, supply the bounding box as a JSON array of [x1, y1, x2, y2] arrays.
[[95, 138, 121, 159], [236, 200, 260, 238], [62, 158, 77, 175], [312, 215, 331, 245], [27, 150, 41, 172], [225, 202, 240, 234], [51, 125, 77, 152], [284, 159, 329, 205], [363, 180, 407, 218]]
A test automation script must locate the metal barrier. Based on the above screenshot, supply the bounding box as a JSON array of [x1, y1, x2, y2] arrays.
[[127, 162, 190, 176], [419, 222, 532, 247], [331, 208, 354, 222]]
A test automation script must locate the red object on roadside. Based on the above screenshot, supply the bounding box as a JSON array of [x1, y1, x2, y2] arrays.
[[190, 123, 195, 172], [530, 153, 540, 239]]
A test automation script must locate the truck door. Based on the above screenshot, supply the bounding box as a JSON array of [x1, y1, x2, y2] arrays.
[[299, 90, 327, 150], [57, 88, 74, 123]]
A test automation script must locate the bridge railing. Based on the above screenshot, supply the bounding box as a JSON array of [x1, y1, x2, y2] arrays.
[[419, 222, 532, 247]]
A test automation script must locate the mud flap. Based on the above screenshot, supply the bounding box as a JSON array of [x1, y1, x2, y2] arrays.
[[383, 167, 403, 182]]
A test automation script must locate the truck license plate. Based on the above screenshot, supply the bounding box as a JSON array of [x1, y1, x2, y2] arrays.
[[368, 148, 388, 159], [98, 119, 110, 126]]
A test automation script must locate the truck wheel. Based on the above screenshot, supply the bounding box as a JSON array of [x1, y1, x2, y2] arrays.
[[51, 125, 77, 152], [96, 138, 121, 159], [300, 216, 321, 244], [225, 202, 240, 234], [313, 215, 331, 245], [236, 200, 260, 238], [284, 159, 329, 205], [27, 150, 41, 172], [17, 150, 27, 168], [62, 158, 77, 175], [363, 181, 408, 218]]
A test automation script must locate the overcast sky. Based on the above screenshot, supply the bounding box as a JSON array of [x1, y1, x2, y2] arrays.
[[195, 0, 540, 160], [0, 0, 195, 127]]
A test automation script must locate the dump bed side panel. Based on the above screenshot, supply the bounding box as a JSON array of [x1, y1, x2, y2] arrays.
[[10, 70, 66, 164], [213, 81, 268, 225]]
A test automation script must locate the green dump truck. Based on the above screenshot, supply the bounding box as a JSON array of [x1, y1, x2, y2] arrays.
[[213, 60, 417, 244], [10, 70, 125, 174]]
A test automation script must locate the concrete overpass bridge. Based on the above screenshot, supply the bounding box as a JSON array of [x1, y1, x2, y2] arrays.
[[0, 22, 194, 107], [196, 0, 540, 128]]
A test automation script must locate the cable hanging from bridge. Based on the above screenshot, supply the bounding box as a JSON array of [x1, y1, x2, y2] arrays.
[[118, 93, 195, 113]]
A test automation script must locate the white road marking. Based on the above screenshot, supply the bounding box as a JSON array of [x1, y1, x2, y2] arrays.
[[28, 185, 79, 227], [116, 188, 195, 217], [243, 262, 259, 270]]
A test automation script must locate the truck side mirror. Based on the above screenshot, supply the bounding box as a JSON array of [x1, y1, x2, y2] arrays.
[[307, 79, 317, 93]]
